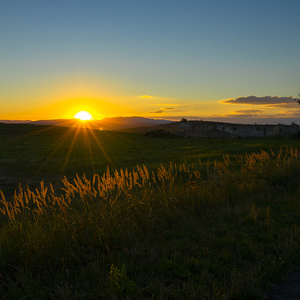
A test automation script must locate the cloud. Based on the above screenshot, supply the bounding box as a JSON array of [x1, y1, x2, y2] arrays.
[[149, 107, 176, 114], [224, 109, 264, 118], [221, 95, 297, 106], [150, 110, 164, 114], [213, 108, 300, 120], [233, 109, 263, 114], [277, 109, 300, 117], [225, 114, 256, 118], [264, 103, 298, 108]]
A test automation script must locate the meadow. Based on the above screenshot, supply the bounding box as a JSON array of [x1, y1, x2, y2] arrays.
[[0, 123, 299, 299]]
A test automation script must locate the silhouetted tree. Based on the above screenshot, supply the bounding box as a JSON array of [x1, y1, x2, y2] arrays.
[[294, 94, 300, 106], [180, 118, 187, 123]]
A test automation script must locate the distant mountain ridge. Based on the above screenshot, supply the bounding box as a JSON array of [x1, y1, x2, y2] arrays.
[[0, 117, 173, 131], [0, 120, 32, 124]]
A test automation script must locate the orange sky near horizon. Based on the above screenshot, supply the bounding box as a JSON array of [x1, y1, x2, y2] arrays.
[[1, 90, 300, 124]]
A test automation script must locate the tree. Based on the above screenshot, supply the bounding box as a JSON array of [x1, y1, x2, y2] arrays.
[[180, 118, 187, 123], [294, 94, 300, 106]]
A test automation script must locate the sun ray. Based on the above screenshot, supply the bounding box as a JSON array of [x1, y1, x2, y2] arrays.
[[27, 117, 116, 181], [60, 126, 82, 174], [21, 124, 81, 178]]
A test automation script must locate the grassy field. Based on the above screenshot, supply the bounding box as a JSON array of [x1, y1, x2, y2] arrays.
[[1, 123, 300, 195], [0, 123, 299, 299]]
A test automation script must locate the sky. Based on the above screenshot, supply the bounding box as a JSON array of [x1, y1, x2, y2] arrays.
[[1, 0, 300, 124]]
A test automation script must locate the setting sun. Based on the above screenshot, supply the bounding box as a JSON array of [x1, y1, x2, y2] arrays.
[[74, 111, 93, 121]]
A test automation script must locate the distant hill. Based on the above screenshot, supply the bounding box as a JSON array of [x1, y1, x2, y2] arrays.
[[120, 121, 182, 134], [96, 117, 172, 130], [0, 120, 31, 124], [0, 117, 173, 131], [121, 119, 300, 138]]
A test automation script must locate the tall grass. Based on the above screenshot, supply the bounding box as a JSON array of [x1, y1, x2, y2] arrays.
[[0, 148, 299, 299]]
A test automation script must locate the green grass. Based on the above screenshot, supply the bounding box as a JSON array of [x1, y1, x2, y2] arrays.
[[0, 124, 299, 299], [1, 123, 300, 194]]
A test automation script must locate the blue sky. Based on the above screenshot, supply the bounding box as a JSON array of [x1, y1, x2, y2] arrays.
[[1, 0, 300, 123]]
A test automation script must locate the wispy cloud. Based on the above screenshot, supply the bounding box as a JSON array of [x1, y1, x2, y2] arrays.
[[224, 109, 264, 118], [212, 108, 300, 120], [225, 114, 256, 118], [221, 95, 297, 106], [233, 109, 263, 114], [150, 110, 164, 114], [150, 107, 176, 114]]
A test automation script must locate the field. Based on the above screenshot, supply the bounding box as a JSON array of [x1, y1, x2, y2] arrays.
[[0, 123, 299, 299]]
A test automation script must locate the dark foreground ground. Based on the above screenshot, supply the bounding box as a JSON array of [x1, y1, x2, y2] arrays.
[[268, 267, 300, 299]]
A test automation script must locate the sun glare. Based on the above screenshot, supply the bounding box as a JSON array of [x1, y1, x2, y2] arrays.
[[74, 111, 93, 121]]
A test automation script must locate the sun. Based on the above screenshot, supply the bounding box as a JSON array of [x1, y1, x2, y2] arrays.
[[74, 111, 93, 121]]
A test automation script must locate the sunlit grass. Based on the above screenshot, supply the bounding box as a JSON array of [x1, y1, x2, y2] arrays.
[[0, 147, 299, 298]]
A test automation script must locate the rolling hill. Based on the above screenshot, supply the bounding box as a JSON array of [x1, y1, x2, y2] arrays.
[[0, 117, 173, 131]]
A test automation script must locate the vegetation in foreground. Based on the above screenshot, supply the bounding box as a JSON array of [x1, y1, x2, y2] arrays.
[[0, 146, 299, 299]]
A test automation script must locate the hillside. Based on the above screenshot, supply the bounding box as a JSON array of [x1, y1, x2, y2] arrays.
[[0, 117, 172, 131], [120, 121, 182, 134], [123, 120, 300, 138]]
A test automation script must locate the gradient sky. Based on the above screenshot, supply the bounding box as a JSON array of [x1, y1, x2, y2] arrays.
[[1, 0, 300, 123]]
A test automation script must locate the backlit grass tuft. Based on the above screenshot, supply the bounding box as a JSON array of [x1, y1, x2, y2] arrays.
[[0, 148, 299, 299]]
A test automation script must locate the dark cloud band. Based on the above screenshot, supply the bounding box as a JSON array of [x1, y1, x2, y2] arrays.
[[233, 109, 263, 113], [150, 110, 164, 114], [222, 96, 296, 105], [150, 107, 176, 113]]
